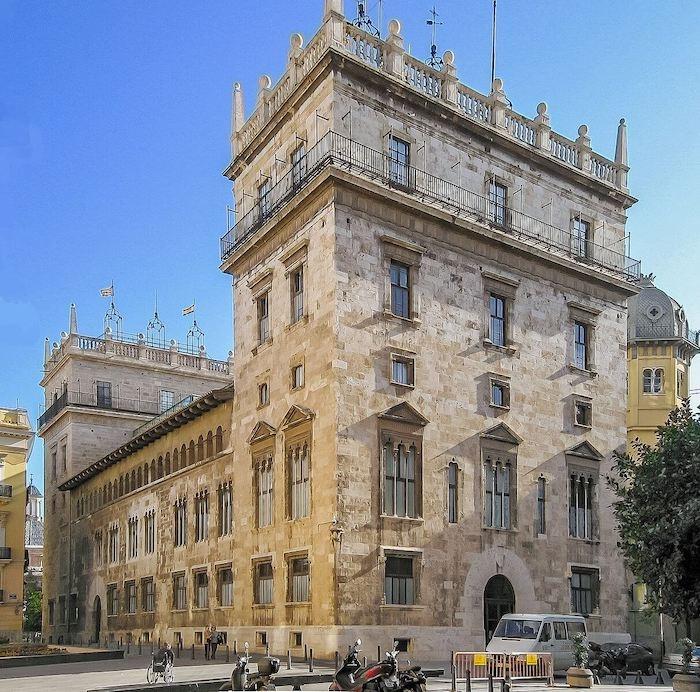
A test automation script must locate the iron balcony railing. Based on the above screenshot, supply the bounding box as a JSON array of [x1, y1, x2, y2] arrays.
[[38, 391, 160, 429], [633, 324, 700, 344], [0, 485, 12, 499], [132, 395, 195, 438], [221, 131, 641, 281]]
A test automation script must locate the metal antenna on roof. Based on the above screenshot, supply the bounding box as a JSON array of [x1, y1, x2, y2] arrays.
[[426, 6, 444, 69], [353, 1, 379, 37]]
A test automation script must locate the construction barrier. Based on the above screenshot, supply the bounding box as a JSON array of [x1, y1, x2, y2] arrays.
[[453, 651, 554, 686]]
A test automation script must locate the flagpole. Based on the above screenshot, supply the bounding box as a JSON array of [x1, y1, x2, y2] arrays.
[[490, 0, 497, 86]]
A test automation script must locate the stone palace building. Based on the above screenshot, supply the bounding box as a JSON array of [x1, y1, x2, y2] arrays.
[[43, 0, 642, 658]]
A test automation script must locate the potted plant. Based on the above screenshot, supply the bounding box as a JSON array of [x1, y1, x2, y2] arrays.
[[672, 639, 700, 692], [566, 632, 594, 688]]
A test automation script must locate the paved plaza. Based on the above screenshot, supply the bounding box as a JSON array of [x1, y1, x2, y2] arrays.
[[0, 654, 675, 692]]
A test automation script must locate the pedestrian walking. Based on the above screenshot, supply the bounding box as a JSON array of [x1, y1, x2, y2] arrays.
[[210, 625, 219, 660], [204, 624, 212, 660]]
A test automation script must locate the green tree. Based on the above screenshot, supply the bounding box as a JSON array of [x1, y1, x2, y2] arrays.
[[23, 577, 42, 632], [607, 401, 700, 634]]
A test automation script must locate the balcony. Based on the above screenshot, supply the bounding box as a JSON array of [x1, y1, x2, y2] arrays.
[[221, 131, 640, 282], [132, 395, 195, 438], [39, 391, 161, 430], [0, 485, 11, 504]]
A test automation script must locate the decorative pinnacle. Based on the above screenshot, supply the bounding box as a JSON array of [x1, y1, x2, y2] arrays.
[[615, 117, 628, 166]]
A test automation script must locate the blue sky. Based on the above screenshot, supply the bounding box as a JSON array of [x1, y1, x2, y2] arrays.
[[3, 0, 699, 490]]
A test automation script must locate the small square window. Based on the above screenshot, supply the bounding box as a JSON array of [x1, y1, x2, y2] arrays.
[[290, 631, 303, 648], [574, 401, 592, 427], [291, 364, 304, 390], [256, 631, 268, 647], [258, 382, 270, 407], [394, 638, 411, 653], [490, 380, 510, 409], [390, 355, 415, 387], [195, 631, 203, 645]]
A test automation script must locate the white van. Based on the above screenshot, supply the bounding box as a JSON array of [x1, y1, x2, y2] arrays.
[[485, 613, 588, 671]]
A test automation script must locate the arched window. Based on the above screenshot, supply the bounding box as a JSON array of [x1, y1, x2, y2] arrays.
[[197, 435, 204, 461], [108, 482, 113, 502], [643, 368, 664, 393], [164, 453, 171, 475], [447, 461, 458, 523], [124, 474, 130, 494], [215, 426, 223, 453], [206, 431, 214, 458], [131, 469, 136, 490], [150, 460, 156, 482], [144, 463, 150, 485], [118, 476, 124, 497], [157, 456, 163, 479], [137, 467, 143, 487], [182, 444, 188, 467], [189, 440, 195, 465], [173, 448, 179, 472]]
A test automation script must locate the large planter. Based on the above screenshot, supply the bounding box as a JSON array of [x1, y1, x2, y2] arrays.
[[567, 667, 594, 688], [672, 673, 700, 692]]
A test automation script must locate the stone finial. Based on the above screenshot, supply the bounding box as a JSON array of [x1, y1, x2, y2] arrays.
[[232, 82, 244, 135], [534, 102, 551, 151], [490, 77, 506, 98], [388, 18, 401, 37], [487, 78, 509, 128], [615, 117, 628, 166], [69, 303, 78, 335], [323, 0, 343, 18], [576, 124, 590, 148], [44, 337, 50, 363], [257, 74, 272, 106], [534, 102, 549, 126], [441, 50, 458, 103], [384, 19, 405, 78], [289, 32, 304, 62]]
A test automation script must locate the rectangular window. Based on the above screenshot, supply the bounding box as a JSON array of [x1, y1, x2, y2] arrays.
[[94, 530, 103, 567], [258, 382, 270, 407], [490, 379, 510, 408], [383, 440, 418, 518], [51, 451, 57, 480], [126, 581, 137, 614], [384, 555, 414, 605], [574, 401, 592, 427], [257, 457, 273, 528], [643, 368, 663, 394], [173, 573, 187, 610], [388, 135, 410, 187], [159, 390, 174, 413], [218, 567, 234, 607], [218, 482, 233, 536], [48, 599, 55, 625], [96, 381, 112, 408], [108, 524, 119, 563], [141, 577, 155, 612], [195, 491, 209, 542], [677, 370, 684, 397], [291, 364, 304, 390], [174, 499, 187, 547], [127, 516, 138, 559], [257, 293, 270, 344], [289, 556, 310, 603], [144, 510, 155, 554], [447, 462, 458, 524], [289, 442, 310, 520], [391, 355, 415, 387], [291, 144, 306, 187], [194, 571, 209, 609], [106, 585, 118, 616], [571, 568, 599, 615], [291, 267, 304, 323], [255, 562, 273, 605], [483, 458, 511, 529], [489, 180, 508, 226], [259, 177, 272, 217], [390, 261, 410, 319], [569, 473, 595, 540], [537, 477, 546, 534], [489, 294, 506, 347], [574, 322, 588, 369], [571, 217, 591, 258], [69, 593, 78, 623]]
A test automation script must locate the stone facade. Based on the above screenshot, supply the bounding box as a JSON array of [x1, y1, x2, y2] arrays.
[[51, 0, 642, 659]]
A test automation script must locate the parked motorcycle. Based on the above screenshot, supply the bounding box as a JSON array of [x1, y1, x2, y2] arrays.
[[330, 639, 426, 692], [225, 642, 280, 691]]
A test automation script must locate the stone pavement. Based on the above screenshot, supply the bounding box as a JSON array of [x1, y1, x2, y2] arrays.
[[0, 655, 675, 692]]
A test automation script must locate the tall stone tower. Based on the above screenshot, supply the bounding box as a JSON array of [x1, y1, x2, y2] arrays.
[[39, 303, 231, 641], [217, 0, 641, 652]]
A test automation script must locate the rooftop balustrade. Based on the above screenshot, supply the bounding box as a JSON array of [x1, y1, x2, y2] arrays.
[[231, 7, 630, 194], [221, 131, 640, 282]]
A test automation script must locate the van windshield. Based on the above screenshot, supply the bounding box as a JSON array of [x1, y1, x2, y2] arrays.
[[493, 619, 542, 639]]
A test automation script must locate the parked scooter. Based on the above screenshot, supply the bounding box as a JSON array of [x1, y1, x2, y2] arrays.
[[225, 641, 280, 691], [330, 639, 426, 692]]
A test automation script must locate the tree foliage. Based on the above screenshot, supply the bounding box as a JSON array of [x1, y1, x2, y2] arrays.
[[23, 577, 42, 632], [607, 401, 700, 624]]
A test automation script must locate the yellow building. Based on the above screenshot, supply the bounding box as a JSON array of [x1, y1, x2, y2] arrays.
[[0, 408, 34, 640], [627, 276, 700, 448]]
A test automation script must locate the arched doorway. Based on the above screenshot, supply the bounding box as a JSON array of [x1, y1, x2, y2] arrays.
[[484, 575, 515, 645], [93, 596, 101, 644]]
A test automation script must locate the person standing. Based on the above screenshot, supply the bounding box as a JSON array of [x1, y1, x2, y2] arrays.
[[210, 625, 219, 660], [204, 624, 212, 660]]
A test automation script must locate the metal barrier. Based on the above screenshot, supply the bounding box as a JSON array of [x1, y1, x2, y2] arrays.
[[453, 652, 553, 685]]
